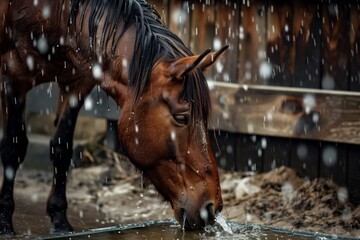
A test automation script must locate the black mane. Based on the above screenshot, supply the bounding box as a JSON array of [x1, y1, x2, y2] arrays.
[[69, 0, 211, 125]]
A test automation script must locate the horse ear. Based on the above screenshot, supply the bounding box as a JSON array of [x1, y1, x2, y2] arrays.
[[170, 45, 229, 80]]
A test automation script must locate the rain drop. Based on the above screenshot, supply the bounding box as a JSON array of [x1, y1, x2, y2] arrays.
[[5, 167, 14, 180], [216, 61, 224, 73], [322, 146, 337, 167], [59, 36, 65, 45], [200, 208, 208, 223], [92, 63, 103, 79], [297, 144, 308, 160], [42, 5, 51, 19], [322, 74, 335, 90], [84, 96, 93, 111], [37, 37, 48, 54], [170, 130, 176, 141], [226, 145, 233, 154], [79, 210, 84, 218], [69, 94, 78, 108], [171, 9, 187, 26], [213, 38, 221, 50], [337, 187, 348, 203], [303, 94, 316, 114], [26, 56, 34, 71], [259, 62, 272, 79], [261, 138, 267, 149]]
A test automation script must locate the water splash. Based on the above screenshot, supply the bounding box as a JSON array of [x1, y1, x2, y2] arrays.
[[182, 212, 187, 231], [215, 213, 233, 235]]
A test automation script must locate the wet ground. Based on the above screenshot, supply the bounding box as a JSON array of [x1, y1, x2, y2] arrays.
[[5, 162, 360, 239], [1, 116, 360, 239]]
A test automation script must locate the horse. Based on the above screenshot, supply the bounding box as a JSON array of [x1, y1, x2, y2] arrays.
[[0, 0, 228, 235]]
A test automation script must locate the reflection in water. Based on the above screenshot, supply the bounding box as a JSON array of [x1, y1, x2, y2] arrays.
[[43, 219, 344, 240]]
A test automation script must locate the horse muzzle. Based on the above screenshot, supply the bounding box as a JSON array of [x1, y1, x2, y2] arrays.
[[175, 199, 223, 230]]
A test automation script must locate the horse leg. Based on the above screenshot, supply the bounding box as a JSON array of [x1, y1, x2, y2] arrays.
[[0, 76, 28, 236], [47, 85, 93, 233]]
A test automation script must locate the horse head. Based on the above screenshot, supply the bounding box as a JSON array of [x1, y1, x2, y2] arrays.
[[102, 46, 228, 229]]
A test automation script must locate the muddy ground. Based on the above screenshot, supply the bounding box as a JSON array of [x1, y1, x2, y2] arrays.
[[2, 115, 360, 238], [7, 152, 360, 239]]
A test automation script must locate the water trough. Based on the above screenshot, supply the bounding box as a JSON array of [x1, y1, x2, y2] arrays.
[[38, 219, 354, 240]]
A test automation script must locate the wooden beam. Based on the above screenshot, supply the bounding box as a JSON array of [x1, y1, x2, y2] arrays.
[[209, 81, 360, 145]]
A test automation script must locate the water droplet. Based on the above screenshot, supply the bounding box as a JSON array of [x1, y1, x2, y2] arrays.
[[26, 56, 34, 71], [297, 144, 308, 160], [322, 146, 337, 167], [84, 97, 93, 111], [322, 74, 335, 90], [37, 37, 48, 54], [261, 138, 267, 149], [31, 193, 39, 203], [42, 5, 51, 19], [170, 130, 176, 141], [5, 167, 14, 180], [200, 207, 208, 223], [92, 63, 103, 79], [226, 145, 233, 154], [303, 94, 316, 114], [259, 62, 272, 79], [337, 187, 348, 203], [69, 94, 78, 108], [216, 61, 224, 73], [213, 38, 221, 50], [59, 36, 65, 45], [341, 208, 352, 221], [215, 213, 233, 234], [172, 9, 187, 26], [312, 113, 320, 123]]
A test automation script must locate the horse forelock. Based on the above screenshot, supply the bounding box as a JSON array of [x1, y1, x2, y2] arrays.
[[69, 0, 211, 126]]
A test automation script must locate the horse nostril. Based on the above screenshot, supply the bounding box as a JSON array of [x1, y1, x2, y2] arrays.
[[200, 202, 215, 224]]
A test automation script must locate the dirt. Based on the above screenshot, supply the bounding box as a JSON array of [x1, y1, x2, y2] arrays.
[[2, 116, 359, 238], [6, 155, 360, 239]]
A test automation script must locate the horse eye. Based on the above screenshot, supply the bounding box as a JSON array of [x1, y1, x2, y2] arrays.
[[173, 114, 189, 125]]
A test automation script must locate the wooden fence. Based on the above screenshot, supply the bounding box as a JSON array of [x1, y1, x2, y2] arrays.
[[145, 0, 360, 205], [23, 1, 360, 204]]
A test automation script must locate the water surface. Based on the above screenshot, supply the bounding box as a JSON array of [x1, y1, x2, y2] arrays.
[[43, 219, 350, 240]]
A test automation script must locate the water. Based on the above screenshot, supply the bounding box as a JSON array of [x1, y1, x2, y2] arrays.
[[214, 213, 233, 234], [40, 219, 351, 240]]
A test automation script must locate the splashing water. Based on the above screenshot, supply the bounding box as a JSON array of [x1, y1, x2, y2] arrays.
[[182, 212, 187, 231], [215, 213, 233, 235]]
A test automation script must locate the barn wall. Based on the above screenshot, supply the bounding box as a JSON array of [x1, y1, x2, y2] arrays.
[[147, 0, 360, 205]]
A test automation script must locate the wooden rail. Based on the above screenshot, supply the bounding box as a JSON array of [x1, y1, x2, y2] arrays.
[[209, 81, 360, 145]]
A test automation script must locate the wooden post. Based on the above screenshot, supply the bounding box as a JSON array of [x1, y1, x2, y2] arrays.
[[263, 136, 291, 172], [209, 130, 237, 171], [350, 5, 360, 91], [236, 134, 263, 173], [238, 2, 267, 85], [189, 1, 215, 52], [168, 0, 191, 46], [214, 0, 239, 83], [319, 142, 347, 186], [348, 145, 360, 205], [290, 140, 319, 179], [293, 4, 322, 89], [321, 3, 350, 90], [266, 3, 294, 87]]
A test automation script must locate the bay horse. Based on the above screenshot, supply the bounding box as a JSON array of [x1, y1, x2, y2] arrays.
[[0, 0, 228, 236]]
